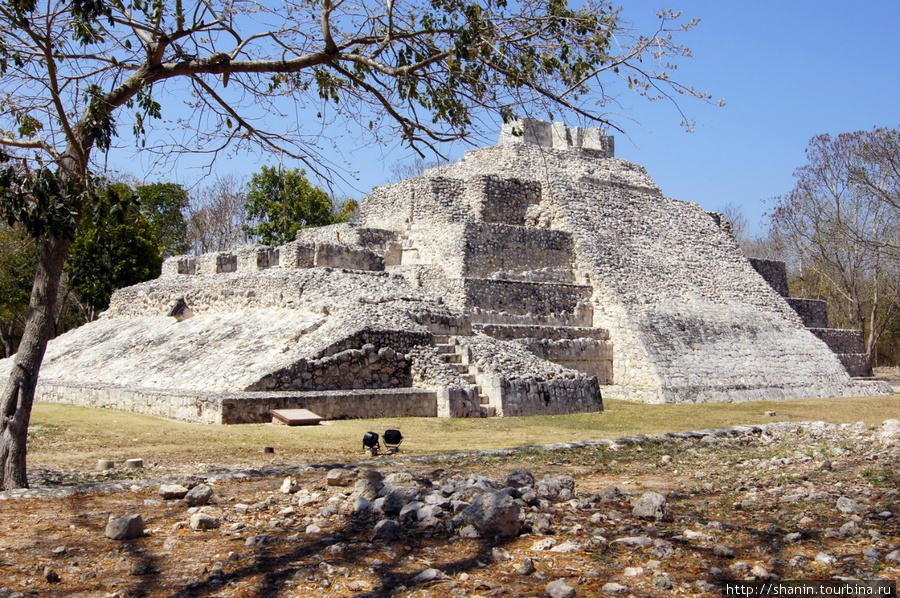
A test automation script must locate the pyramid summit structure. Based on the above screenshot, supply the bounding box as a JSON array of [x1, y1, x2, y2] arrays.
[[3, 119, 888, 423]]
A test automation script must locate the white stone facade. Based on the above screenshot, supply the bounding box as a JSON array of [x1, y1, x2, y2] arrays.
[[1, 119, 889, 424]]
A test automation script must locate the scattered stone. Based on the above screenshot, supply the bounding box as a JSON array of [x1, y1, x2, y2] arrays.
[[105, 515, 144, 540], [547, 579, 577, 598], [190, 513, 221, 531], [159, 484, 189, 500], [506, 469, 536, 488], [815, 552, 836, 565], [532, 513, 553, 535], [130, 562, 154, 576], [412, 568, 450, 584], [652, 576, 673, 589], [184, 484, 214, 506], [97, 459, 115, 471], [372, 519, 401, 541], [713, 545, 734, 558], [863, 548, 883, 561], [550, 540, 582, 553], [461, 490, 521, 537], [125, 458, 143, 468], [280, 476, 298, 494], [878, 419, 900, 445], [611, 536, 653, 549], [601, 582, 628, 595], [326, 468, 355, 487], [632, 491, 671, 521], [517, 558, 536, 575], [491, 547, 511, 561], [598, 486, 625, 502], [839, 521, 860, 537], [836, 496, 860, 514], [43, 567, 60, 583]]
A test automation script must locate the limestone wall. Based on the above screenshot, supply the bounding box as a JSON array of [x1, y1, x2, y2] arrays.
[[749, 258, 790, 298], [478, 375, 602, 417], [810, 328, 866, 354], [461, 223, 574, 281], [34, 382, 438, 424], [407, 133, 881, 403], [422, 278, 591, 318], [788, 298, 829, 328], [498, 118, 614, 156]]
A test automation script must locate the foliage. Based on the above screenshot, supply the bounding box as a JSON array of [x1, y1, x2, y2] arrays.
[[65, 183, 162, 320], [135, 183, 190, 257], [768, 128, 900, 363], [242, 166, 340, 245], [0, 225, 38, 356]]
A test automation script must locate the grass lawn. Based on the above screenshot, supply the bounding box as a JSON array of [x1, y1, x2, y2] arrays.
[[26, 393, 900, 473]]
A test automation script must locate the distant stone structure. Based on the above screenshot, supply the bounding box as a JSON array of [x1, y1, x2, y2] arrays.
[[3, 119, 889, 423]]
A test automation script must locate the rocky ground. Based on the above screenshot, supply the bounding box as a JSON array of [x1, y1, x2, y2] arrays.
[[2, 419, 900, 598]]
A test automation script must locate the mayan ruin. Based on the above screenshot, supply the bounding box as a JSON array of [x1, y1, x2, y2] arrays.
[[3, 119, 890, 424]]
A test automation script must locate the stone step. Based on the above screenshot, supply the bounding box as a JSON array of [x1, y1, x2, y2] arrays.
[[480, 405, 497, 417], [447, 363, 469, 374], [442, 353, 463, 364], [460, 373, 477, 384], [433, 334, 452, 344], [479, 394, 490, 405], [434, 343, 454, 354]]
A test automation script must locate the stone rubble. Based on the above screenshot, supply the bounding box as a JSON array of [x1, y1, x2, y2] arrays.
[[1, 419, 899, 596]]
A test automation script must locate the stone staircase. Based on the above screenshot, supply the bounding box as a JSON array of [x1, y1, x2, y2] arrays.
[[432, 333, 496, 417]]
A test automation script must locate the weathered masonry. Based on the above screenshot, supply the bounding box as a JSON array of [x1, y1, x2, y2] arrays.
[[5, 119, 889, 423]]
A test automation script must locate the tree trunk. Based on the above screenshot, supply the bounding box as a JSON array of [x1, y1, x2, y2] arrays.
[[0, 236, 71, 490]]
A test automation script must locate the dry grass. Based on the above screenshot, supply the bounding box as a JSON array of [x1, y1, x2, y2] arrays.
[[26, 393, 900, 476]]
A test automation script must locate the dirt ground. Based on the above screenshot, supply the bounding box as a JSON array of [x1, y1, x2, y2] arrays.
[[2, 417, 900, 598]]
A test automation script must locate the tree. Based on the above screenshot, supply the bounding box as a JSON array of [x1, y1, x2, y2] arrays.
[[0, 226, 38, 357], [66, 183, 163, 321], [135, 183, 190, 257], [186, 174, 250, 254], [0, 0, 715, 489], [768, 129, 900, 364], [243, 166, 339, 245]]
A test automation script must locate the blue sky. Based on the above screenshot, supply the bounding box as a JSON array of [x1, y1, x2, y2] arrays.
[[112, 1, 900, 235], [610, 0, 900, 233]]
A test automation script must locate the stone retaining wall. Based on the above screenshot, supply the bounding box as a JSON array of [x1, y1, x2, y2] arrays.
[[424, 278, 591, 317], [35, 382, 438, 424], [788, 298, 829, 328], [477, 375, 602, 417], [473, 324, 609, 341], [519, 338, 613, 384], [809, 328, 866, 354], [462, 223, 574, 281], [749, 258, 790, 297]]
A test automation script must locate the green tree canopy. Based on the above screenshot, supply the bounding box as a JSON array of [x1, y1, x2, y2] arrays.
[[243, 166, 341, 245], [0, 226, 38, 357], [65, 183, 162, 320], [135, 183, 190, 257]]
